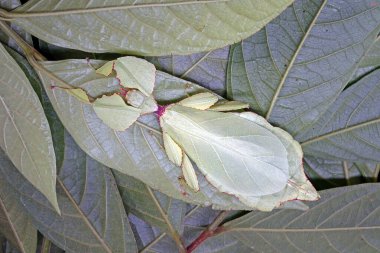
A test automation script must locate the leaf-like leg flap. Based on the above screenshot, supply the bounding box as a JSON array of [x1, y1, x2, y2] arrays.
[[181, 153, 200, 192], [163, 132, 183, 166], [114, 56, 156, 96], [93, 94, 141, 131], [178, 92, 218, 110], [209, 100, 249, 111], [95, 60, 115, 76]]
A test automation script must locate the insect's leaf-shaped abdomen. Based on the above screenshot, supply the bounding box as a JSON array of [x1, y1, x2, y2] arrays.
[[160, 105, 290, 199]]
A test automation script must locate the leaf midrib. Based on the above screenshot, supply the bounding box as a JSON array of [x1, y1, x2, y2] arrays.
[[228, 226, 379, 233], [0, 96, 43, 185], [0, 197, 26, 253], [9, 0, 229, 18], [301, 117, 380, 146], [57, 180, 113, 253], [265, 0, 327, 120]]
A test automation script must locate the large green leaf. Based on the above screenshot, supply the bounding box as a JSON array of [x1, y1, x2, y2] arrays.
[[148, 46, 230, 95], [0, 43, 59, 212], [36, 59, 282, 210], [0, 149, 37, 253], [196, 184, 380, 253], [114, 171, 188, 234], [227, 0, 380, 137], [129, 214, 180, 253], [300, 69, 380, 162], [128, 206, 222, 252], [8, 0, 294, 56], [4, 46, 65, 169], [0, 133, 137, 253], [0, 0, 32, 55], [304, 156, 362, 189]]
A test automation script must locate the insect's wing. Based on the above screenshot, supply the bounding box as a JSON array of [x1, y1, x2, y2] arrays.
[[161, 105, 290, 201], [178, 92, 218, 110], [239, 112, 319, 202], [182, 153, 200, 192], [163, 132, 183, 166], [209, 101, 249, 111], [93, 94, 141, 131]]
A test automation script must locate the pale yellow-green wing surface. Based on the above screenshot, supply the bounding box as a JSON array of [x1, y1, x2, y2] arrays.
[[93, 94, 141, 131], [238, 112, 319, 210], [160, 104, 290, 204]]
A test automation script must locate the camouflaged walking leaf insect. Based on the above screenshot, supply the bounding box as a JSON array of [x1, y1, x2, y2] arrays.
[[159, 92, 319, 210], [125, 90, 158, 114], [96, 56, 156, 96], [93, 94, 141, 131]]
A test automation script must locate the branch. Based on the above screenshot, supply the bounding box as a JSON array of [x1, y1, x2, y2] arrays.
[[40, 237, 51, 253], [186, 211, 229, 253]]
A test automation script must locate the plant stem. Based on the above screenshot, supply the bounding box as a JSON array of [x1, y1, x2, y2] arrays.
[[342, 161, 351, 185], [0, 20, 91, 94], [40, 237, 51, 253], [186, 211, 229, 253], [374, 164, 380, 182], [0, 20, 45, 60]]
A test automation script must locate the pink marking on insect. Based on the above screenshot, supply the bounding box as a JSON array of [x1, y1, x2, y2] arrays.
[[50, 85, 56, 90], [156, 105, 167, 118], [119, 86, 129, 97]]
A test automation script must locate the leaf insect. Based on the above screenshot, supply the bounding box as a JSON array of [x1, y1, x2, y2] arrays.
[[158, 92, 319, 210]]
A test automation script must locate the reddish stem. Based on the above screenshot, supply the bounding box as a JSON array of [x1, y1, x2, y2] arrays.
[[186, 211, 229, 253]]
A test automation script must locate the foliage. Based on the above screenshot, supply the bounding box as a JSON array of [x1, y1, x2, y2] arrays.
[[0, 0, 379, 252]]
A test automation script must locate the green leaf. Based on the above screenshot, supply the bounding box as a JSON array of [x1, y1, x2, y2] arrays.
[[198, 184, 380, 253], [300, 69, 380, 162], [0, 0, 33, 55], [160, 104, 318, 210], [358, 36, 380, 69], [10, 0, 293, 56], [0, 133, 137, 253], [227, 0, 380, 137], [354, 163, 380, 182], [114, 171, 187, 235], [0, 149, 37, 253], [304, 156, 362, 189], [4, 45, 65, 169], [147, 46, 230, 95], [0, 43, 59, 213], [36, 59, 262, 210], [351, 36, 380, 81], [129, 214, 180, 253]]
